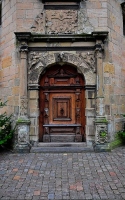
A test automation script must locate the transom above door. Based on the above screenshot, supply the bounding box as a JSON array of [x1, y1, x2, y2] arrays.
[[39, 64, 86, 142]]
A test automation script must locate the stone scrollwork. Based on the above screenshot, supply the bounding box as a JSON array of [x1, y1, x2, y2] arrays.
[[96, 125, 108, 144], [31, 12, 45, 34], [78, 9, 94, 34]]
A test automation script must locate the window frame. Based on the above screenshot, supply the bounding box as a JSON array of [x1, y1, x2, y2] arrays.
[[121, 3, 125, 35], [42, 0, 81, 10], [0, 0, 2, 25]]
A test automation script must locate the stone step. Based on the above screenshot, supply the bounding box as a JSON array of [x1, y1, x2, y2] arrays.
[[30, 143, 94, 153], [37, 142, 87, 147]]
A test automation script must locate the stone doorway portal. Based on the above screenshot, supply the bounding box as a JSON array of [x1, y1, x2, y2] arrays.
[[39, 64, 86, 142]]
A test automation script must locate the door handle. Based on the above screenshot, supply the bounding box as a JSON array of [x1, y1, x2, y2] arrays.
[[60, 108, 64, 116]]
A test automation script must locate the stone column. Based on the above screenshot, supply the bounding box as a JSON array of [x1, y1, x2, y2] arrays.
[[94, 40, 110, 152], [14, 42, 31, 153]]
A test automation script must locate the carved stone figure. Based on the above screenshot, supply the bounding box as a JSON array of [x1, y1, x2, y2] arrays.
[[55, 52, 68, 63], [79, 52, 96, 72], [18, 125, 28, 144], [20, 98, 28, 117], [28, 52, 46, 84], [20, 42, 28, 52]]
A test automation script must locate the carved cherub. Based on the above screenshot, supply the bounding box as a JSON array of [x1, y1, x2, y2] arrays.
[[79, 52, 96, 72]]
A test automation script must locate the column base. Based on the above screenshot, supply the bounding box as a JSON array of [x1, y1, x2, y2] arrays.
[[14, 118, 31, 153], [14, 144, 31, 153], [93, 142, 111, 152]]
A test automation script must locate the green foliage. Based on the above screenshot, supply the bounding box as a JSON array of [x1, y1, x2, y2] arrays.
[[117, 131, 125, 144], [109, 133, 123, 150], [0, 100, 15, 148], [99, 131, 107, 138]]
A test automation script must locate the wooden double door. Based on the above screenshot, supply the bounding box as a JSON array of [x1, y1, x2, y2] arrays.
[[39, 65, 86, 142]]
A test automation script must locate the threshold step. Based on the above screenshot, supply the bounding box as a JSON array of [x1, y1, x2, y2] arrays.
[[37, 142, 87, 147], [30, 146, 94, 153]]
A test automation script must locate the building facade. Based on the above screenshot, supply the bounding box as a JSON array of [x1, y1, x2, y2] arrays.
[[0, 0, 125, 152]]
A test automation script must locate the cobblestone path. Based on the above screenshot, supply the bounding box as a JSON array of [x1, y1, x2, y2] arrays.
[[0, 146, 125, 199]]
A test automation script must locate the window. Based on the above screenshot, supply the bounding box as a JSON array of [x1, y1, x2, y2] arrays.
[[121, 3, 125, 35], [42, 0, 81, 10]]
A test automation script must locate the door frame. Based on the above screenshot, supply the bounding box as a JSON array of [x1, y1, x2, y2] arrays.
[[28, 52, 96, 145], [39, 64, 86, 142]]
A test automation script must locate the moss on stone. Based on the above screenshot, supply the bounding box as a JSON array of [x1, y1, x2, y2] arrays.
[[95, 118, 108, 124], [16, 119, 30, 124]]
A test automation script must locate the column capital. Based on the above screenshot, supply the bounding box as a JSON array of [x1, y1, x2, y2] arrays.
[[94, 40, 104, 59], [19, 42, 29, 52]]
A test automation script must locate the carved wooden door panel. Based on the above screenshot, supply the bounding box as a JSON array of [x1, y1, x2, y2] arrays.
[[39, 65, 86, 142]]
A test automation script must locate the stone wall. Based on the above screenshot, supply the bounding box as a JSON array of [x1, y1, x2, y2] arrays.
[[15, 0, 109, 34], [16, 0, 43, 32], [103, 0, 125, 140], [0, 0, 125, 144], [0, 0, 18, 119]]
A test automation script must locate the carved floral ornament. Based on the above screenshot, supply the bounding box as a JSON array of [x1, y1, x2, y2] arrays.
[[28, 51, 96, 85], [96, 125, 108, 144]]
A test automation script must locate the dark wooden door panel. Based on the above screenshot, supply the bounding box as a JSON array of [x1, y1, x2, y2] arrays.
[[50, 93, 75, 124], [39, 64, 86, 142]]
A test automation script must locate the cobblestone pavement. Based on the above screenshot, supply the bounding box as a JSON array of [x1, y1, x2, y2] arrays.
[[0, 147, 125, 200]]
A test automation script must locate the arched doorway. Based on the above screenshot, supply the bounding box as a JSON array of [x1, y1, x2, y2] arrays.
[[39, 64, 86, 142]]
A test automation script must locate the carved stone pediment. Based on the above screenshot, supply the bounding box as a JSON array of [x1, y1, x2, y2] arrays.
[[28, 51, 96, 85]]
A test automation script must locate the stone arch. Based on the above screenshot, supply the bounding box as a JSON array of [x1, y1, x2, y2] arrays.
[[28, 51, 96, 86]]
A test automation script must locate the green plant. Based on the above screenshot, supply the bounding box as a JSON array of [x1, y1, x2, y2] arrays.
[[118, 131, 125, 144], [0, 100, 15, 149], [99, 131, 107, 138], [109, 132, 123, 150]]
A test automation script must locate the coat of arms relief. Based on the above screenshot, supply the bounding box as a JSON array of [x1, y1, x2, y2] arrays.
[[31, 9, 93, 34]]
